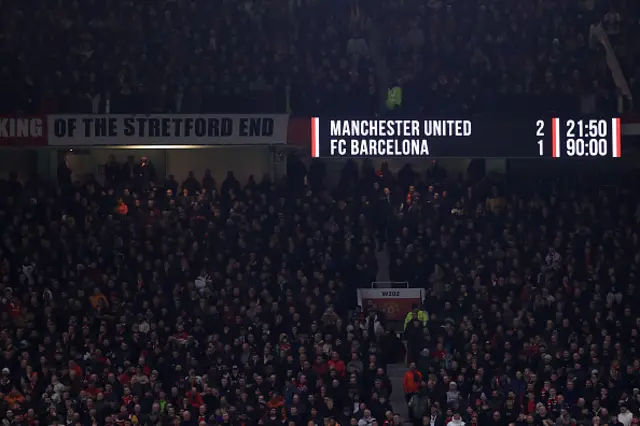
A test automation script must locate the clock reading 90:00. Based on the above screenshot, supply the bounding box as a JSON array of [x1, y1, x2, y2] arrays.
[[565, 138, 608, 156], [565, 119, 609, 157]]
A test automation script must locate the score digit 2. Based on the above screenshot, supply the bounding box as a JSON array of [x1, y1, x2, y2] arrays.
[[536, 119, 545, 156]]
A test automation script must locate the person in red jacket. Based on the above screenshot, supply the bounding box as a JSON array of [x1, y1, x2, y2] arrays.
[[328, 352, 346, 377], [314, 355, 329, 377], [403, 362, 423, 403], [115, 198, 128, 215], [186, 387, 204, 409], [267, 393, 287, 419]]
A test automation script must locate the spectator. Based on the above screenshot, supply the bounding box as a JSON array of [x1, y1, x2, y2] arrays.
[[407, 385, 429, 424], [115, 198, 129, 215], [619, 406, 633, 426], [403, 363, 423, 403], [445, 413, 464, 426], [358, 409, 375, 426], [403, 304, 428, 330]]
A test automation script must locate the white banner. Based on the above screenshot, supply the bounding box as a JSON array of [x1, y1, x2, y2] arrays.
[[47, 114, 290, 146]]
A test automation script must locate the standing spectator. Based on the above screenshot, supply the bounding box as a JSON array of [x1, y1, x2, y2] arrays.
[[404, 304, 428, 330], [403, 363, 423, 404]]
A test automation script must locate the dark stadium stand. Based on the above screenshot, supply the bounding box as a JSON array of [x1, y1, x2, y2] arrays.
[[1, 0, 640, 425]]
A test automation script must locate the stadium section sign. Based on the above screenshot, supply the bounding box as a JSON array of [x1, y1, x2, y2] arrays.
[[47, 114, 289, 146], [357, 288, 425, 321]]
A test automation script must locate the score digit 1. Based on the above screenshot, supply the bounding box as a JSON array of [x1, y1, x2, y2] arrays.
[[536, 119, 545, 156]]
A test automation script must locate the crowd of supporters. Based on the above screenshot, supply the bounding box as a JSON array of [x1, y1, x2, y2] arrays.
[[1, 0, 638, 115], [3, 156, 640, 426], [383, 163, 640, 426], [1, 0, 640, 425], [0, 0, 376, 116], [0, 157, 400, 426], [377, 0, 640, 115]]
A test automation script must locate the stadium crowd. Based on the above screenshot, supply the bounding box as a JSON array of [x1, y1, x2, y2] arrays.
[[2, 155, 640, 426], [1, 0, 638, 115], [0, 0, 376, 116], [0, 158, 396, 426], [1, 0, 640, 426], [387, 163, 640, 426]]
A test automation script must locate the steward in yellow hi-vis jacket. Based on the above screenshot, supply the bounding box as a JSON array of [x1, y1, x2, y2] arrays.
[[386, 86, 402, 110], [404, 304, 428, 330]]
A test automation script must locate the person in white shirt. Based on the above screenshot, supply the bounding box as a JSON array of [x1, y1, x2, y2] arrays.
[[617, 406, 633, 426], [358, 410, 375, 426], [446, 414, 465, 426]]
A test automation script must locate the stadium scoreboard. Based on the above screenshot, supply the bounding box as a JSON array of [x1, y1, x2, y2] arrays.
[[310, 117, 623, 158]]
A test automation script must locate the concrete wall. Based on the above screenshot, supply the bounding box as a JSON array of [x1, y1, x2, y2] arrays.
[[41, 147, 272, 186], [0, 150, 38, 180], [166, 147, 272, 185]]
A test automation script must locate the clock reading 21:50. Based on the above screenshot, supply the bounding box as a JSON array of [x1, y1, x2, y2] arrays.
[[564, 119, 609, 157], [566, 119, 609, 138]]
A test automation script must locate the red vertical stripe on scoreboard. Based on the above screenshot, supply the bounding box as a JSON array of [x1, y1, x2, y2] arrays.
[[615, 118, 622, 157], [311, 117, 318, 157], [552, 118, 558, 158]]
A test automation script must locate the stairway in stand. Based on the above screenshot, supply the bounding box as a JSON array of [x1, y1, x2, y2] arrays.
[[387, 363, 411, 424], [375, 245, 390, 282]]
